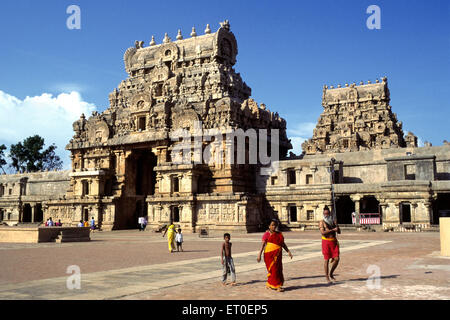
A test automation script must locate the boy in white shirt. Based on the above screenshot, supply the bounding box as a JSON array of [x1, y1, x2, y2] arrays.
[[175, 228, 183, 252]]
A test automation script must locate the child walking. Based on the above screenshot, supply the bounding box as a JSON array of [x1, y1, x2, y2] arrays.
[[175, 228, 184, 252], [221, 233, 236, 286]]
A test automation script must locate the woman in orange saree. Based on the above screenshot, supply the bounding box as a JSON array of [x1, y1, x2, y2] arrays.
[[257, 219, 293, 291]]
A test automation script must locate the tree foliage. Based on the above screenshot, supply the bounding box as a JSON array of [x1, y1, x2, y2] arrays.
[[9, 135, 63, 173], [0, 144, 7, 174]]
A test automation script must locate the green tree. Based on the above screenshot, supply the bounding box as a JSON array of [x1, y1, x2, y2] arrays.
[[0, 144, 7, 174], [9, 135, 63, 173]]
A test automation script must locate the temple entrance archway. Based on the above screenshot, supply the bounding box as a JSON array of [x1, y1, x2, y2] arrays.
[[336, 196, 354, 224], [119, 148, 157, 229], [125, 149, 157, 197]]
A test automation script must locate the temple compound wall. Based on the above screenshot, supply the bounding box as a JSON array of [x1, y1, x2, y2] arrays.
[[0, 171, 70, 226], [266, 145, 450, 230]]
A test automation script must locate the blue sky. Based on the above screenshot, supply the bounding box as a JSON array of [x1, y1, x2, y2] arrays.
[[0, 0, 449, 168]]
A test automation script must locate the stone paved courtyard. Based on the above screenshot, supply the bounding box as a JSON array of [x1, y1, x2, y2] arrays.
[[0, 230, 449, 300]]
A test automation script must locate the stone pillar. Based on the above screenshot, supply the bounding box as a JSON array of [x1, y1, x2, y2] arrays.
[[394, 202, 401, 224], [380, 203, 388, 223], [351, 195, 361, 225], [186, 203, 196, 232], [280, 169, 288, 187], [281, 205, 289, 224], [295, 168, 302, 185], [147, 203, 153, 222], [95, 204, 102, 228], [312, 205, 319, 222], [411, 202, 418, 223], [31, 205, 36, 223], [297, 205, 303, 222], [424, 202, 433, 225]]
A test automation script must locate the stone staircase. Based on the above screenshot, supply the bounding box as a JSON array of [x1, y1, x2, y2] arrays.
[[53, 229, 91, 243]]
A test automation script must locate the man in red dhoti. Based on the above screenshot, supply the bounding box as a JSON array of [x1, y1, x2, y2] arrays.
[[319, 206, 340, 284]]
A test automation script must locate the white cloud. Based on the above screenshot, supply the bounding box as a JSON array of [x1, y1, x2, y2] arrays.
[[49, 83, 87, 94], [0, 90, 97, 170], [287, 121, 316, 156]]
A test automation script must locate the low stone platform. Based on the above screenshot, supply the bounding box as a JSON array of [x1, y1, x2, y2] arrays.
[[0, 226, 91, 243]]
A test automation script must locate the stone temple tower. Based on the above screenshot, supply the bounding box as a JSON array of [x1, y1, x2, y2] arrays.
[[302, 77, 418, 155], [46, 21, 291, 232]]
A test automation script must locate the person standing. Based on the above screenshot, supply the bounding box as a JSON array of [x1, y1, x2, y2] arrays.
[[90, 216, 96, 232], [257, 219, 293, 292], [142, 216, 147, 231], [175, 228, 184, 252], [138, 216, 143, 231], [221, 233, 236, 286], [319, 206, 340, 284], [162, 223, 176, 253]]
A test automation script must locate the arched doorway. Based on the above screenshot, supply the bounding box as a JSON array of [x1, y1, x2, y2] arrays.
[[128, 149, 157, 196], [400, 203, 411, 223], [22, 204, 32, 223], [121, 149, 157, 229], [336, 196, 354, 224]]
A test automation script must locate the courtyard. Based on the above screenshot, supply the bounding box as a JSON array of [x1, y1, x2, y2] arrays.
[[0, 230, 448, 300]]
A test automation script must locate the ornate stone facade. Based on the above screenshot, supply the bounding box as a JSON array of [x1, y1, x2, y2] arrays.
[[43, 21, 291, 232]]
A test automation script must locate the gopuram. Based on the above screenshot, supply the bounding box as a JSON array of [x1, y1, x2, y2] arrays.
[[42, 21, 290, 232], [1, 21, 449, 232]]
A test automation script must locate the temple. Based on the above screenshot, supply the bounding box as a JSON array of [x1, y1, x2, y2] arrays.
[[1, 21, 449, 232], [40, 20, 290, 232]]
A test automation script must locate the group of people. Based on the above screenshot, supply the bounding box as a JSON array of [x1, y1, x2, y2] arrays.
[[162, 223, 184, 252], [224, 205, 340, 291], [161, 205, 340, 292], [44, 216, 97, 232], [77, 217, 96, 232], [44, 217, 62, 226]]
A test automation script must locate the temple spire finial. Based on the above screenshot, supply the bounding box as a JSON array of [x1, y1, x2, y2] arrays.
[[176, 29, 183, 40], [205, 24, 211, 34], [163, 33, 171, 43], [219, 19, 230, 30], [190, 27, 197, 37], [149, 35, 156, 46]]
